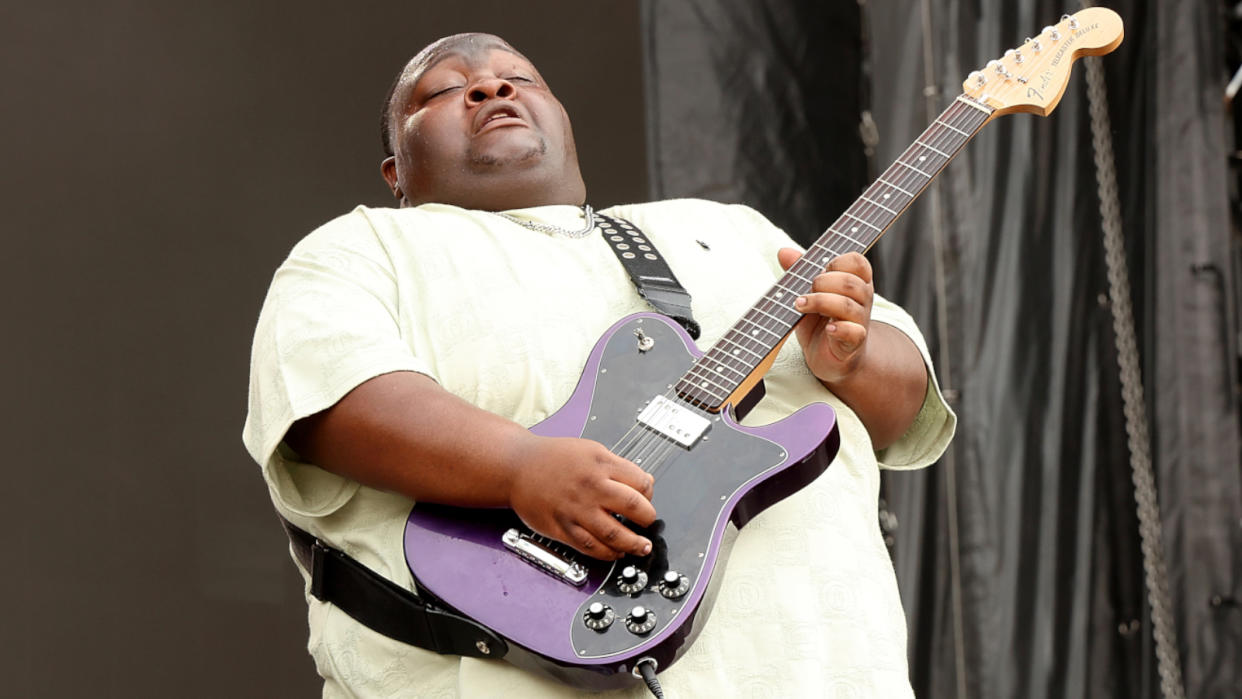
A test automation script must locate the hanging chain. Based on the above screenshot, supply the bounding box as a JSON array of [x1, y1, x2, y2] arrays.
[[1080, 5, 1187, 695]]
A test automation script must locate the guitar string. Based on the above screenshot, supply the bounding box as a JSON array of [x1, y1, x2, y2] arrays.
[[675, 99, 987, 409], [676, 100, 985, 405], [617, 99, 988, 465], [602, 99, 990, 488], [557, 99, 992, 556]]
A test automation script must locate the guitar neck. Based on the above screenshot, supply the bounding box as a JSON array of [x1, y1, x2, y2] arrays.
[[676, 95, 994, 412]]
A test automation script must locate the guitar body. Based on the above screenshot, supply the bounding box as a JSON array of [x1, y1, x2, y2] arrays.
[[404, 312, 839, 690]]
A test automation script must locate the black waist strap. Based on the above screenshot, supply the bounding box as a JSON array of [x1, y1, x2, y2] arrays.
[[279, 516, 507, 659]]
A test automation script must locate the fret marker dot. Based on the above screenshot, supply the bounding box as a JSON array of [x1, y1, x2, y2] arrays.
[[732, 349, 740, 355], [851, 227, 858, 233], [751, 329, 759, 336], [700, 381, 709, 388], [775, 291, 784, 298], [716, 365, 725, 373], [883, 193, 891, 198], [919, 156, 927, 162]]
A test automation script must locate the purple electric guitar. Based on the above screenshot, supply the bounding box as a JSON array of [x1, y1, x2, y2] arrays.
[[405, 9, 1122, 690]]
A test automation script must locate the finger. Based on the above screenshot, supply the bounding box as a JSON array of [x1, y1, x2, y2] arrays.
[[776, 247, 804, 271], [562, 522, 626, 561], [795, 291, 868, 325], [584, 510, 653, 557], [825, 320, 867, 353], [607, 458, 656, 500], [599, 480, 658, 527], [811, 270, 872, 305], [826, 251, 873, 283]]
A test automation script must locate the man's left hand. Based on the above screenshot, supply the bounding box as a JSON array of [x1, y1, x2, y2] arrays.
[[777, 248, 873, 386]]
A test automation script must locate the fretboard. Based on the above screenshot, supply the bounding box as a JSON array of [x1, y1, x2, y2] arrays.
[[675, 95, 994, 411]]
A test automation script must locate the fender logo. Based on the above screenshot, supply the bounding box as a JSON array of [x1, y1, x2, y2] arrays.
[[1027, 70, 1054, 102]]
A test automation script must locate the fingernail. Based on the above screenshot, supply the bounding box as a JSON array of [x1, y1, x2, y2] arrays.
[[640, 540, 652, 555], [826, 323, 837, 333], [795, 296, 807, 308]]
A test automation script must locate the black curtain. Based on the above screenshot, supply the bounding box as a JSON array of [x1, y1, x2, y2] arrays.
[[642, 1, 1242, 697]]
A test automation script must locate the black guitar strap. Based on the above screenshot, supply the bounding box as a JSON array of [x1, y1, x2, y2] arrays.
[[279, 516, 508, 659], [594, 213, 701, 340]]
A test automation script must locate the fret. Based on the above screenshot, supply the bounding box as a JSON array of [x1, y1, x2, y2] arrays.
[[842, 211, 881, 232], [877, 177, 914, 197], [738, 318, 783, 339], [860, 195, 899, 216], [825, 228, 866, 249], [866, 185, 906, 207], [718, 337, 766, 361], [699, 360, 748, 380], [750, 305, 793, 325], [783, 269, 815, 284], [934, 118, 970, 137], [769, 283, 802, 301], [894, 159, 931, 178], [916, 140, 950, 158], [682, 371, 730, 394]]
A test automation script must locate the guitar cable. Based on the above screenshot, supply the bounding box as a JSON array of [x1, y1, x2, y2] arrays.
[[637, 659, 664, 698]]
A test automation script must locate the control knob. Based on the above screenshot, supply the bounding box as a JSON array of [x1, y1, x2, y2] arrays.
[[625, 605, 657, 635], [658, 570, 690, 600], [582, 601, 615, 631], [617, 565, 648, 594]]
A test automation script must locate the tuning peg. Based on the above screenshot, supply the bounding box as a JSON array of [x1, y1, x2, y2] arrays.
[[1026, 37, 1042, 52], [1004, 48, 1023, 64], [1043, 25, 1060, 40], [1061, 13, 1079, 30], [968, 70, 986, 87]]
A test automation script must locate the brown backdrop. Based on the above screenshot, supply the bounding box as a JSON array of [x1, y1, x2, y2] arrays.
[[1, 2, 645, 695]]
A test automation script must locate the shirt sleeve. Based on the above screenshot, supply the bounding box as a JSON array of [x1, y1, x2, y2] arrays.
[[242, 208, 429, 516], [870, 297, 957, 470]]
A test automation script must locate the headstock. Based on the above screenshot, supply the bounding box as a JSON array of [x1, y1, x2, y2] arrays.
[[962, 6, 1123, 119]]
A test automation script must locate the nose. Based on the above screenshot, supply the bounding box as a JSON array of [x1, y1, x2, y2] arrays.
[[466, 77, 516, 105]]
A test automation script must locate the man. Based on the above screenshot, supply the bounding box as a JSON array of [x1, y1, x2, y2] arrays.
[[245, 32, 954, 697]]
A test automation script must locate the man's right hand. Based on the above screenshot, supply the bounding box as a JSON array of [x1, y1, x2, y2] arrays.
[[286, 371, 657, 562], [506, 435, 656, 560]]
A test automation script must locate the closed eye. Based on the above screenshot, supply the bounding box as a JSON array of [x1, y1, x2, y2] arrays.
[[427, 85, 462, 99]]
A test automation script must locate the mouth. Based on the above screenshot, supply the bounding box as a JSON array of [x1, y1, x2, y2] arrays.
[[475, 104, 526, 134]]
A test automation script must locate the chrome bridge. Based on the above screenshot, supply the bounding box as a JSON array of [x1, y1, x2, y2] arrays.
[[502, 528, 589, 586]]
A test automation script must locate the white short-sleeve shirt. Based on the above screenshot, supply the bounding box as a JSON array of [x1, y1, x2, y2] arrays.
[[244, 199, 955, 698]]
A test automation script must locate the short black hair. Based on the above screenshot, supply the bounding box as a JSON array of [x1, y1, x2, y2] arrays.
[[379, 66, 404, 157]]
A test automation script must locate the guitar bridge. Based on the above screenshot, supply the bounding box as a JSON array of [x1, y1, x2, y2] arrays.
[[502, 528, 589, 586]]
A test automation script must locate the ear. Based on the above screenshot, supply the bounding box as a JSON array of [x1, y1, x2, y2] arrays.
[[380, 156, 403, 203]]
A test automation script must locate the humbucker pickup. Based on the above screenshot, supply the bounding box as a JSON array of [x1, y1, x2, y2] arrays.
[[637, 395, 711, 447]]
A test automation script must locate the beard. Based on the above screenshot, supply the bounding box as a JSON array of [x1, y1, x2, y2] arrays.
[[468, 135, 547, 169]]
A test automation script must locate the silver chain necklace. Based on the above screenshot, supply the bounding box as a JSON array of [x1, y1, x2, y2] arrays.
[[495, 205, 596, 238]]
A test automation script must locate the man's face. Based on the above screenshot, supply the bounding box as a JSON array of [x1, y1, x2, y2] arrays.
[[382, 36, 585, 210]]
